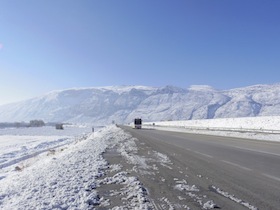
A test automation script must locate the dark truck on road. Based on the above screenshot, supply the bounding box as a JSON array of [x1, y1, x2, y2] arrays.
[[134, 118, 142, 129]]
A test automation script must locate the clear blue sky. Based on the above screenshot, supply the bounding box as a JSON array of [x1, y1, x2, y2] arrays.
[[1, 0, 280, 105]]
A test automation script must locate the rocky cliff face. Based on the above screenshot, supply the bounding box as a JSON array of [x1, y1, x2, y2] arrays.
[[1, 84, 280, 124]]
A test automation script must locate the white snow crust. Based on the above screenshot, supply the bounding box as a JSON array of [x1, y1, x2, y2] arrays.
[[145, 116, 280, 142], [210, 185, 257, 210], [0, 125, 92, 175]]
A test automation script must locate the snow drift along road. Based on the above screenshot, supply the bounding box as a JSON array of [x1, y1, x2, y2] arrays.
[[0, 126, 152, 209]]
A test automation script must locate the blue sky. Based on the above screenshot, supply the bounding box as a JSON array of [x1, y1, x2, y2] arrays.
[[1, 0, 280, 105]]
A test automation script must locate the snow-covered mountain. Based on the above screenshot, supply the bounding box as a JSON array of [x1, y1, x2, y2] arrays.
[[1, 84, 280, 124]]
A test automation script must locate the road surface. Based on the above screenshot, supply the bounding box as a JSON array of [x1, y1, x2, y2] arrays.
[[118, 126, 280, 209]]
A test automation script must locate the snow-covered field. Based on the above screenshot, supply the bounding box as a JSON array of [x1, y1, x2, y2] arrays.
[[144, 116, 280, 142], [0, 125, 92, 177]]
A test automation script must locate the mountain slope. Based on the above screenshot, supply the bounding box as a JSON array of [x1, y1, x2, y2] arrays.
[[0, 84, 280, 124]]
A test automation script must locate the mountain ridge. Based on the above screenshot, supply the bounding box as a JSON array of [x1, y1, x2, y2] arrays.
[[1, 84, 280, 124]]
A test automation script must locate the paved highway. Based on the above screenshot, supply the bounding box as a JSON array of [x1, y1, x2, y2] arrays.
[[121, 126, 280, 209]]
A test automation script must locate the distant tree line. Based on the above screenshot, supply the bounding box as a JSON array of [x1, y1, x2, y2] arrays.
[[29, 120, 45, 127], [0, 120, 46, 128]]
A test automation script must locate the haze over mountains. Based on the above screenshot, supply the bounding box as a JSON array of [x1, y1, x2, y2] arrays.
[[0, 84, 280, 125]]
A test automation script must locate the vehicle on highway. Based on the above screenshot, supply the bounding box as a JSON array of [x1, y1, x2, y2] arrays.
[[134, 118, 142, 129]]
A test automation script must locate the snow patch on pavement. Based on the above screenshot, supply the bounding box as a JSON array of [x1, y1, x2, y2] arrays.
[[174, 183, 199, 192], [98, 171, 151, 209], [153, 151, 173, 169], [210, 185, 258, 210], [174, 179, 219, 209]]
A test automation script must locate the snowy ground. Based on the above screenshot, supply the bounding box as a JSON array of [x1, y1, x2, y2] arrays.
[[0, 125, 92, 178], [0, 125, 222, 209], [1, 116, 278, 209], [0, 125, 156, 209], [143, 116, 280, 142]]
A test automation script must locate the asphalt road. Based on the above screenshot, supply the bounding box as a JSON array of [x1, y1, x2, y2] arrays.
[[121, 126, 280, 210]]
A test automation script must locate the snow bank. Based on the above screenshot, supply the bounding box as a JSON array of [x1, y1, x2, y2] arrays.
[[0, 126, 151, 210], [144, 116, 280, 142], [0, 126, 104, 209]]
